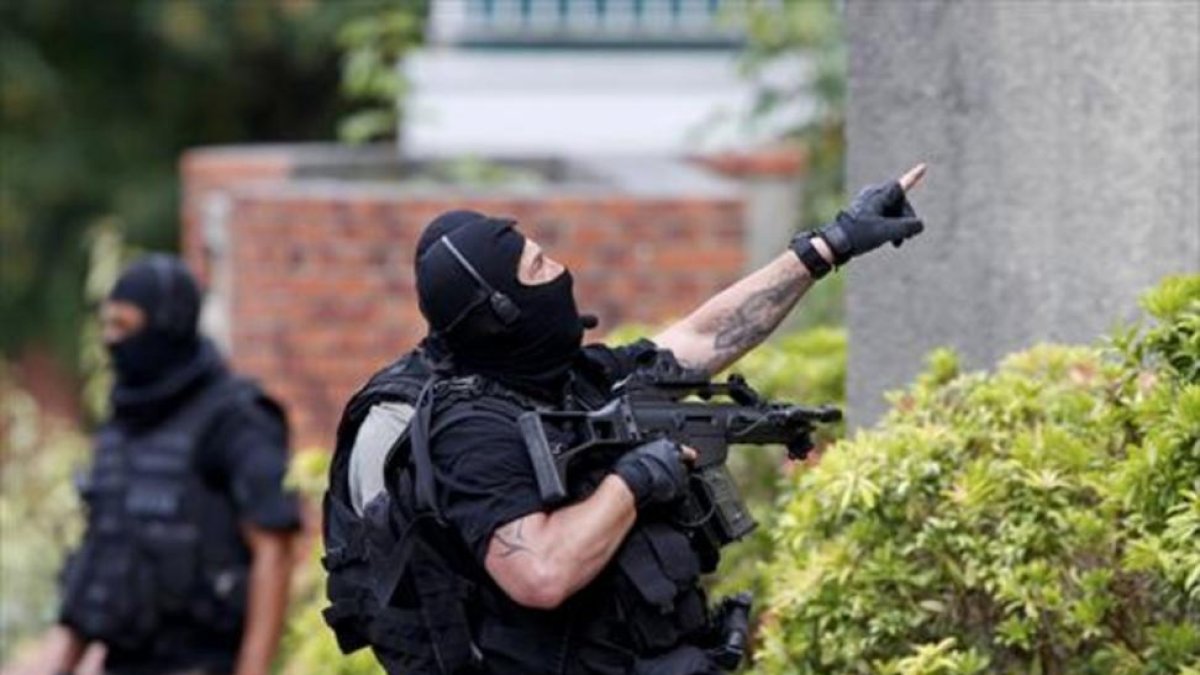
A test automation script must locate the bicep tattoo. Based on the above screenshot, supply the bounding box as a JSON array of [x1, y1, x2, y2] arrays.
[[493, 518, 533, 559]]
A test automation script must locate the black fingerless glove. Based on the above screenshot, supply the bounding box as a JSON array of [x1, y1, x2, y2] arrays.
[[613, 439, 689, 509], [796, 180, 924, 267]]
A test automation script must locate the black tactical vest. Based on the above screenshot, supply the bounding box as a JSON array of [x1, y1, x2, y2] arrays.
[[427, 374, 712, 674], [60, 376, 273, 651], [323, 346, 716, 674]]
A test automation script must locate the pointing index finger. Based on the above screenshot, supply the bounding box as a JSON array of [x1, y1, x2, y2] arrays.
[[898, 163, 927, 193]]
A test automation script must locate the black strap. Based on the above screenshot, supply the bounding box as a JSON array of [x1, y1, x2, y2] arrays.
[[175, 376, 266, 438], [323, 596, 371, 653], [408, 380, 443, 522], [790, 232, 834, 280], [321, 540, 365, 572], [407, 376, 533, 521], [411, 541, 483, 673], [364, 495, 421, 608]]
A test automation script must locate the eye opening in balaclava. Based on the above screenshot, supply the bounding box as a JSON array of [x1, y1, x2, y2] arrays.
[[415, 210, 585, 399], [106, 254, 202, 386]]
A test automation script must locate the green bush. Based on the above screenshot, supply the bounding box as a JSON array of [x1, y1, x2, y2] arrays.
[[753, 275, 1200, 674], [707, 327, 847, 602], [0, 366, 87, 661], [279, 448, 383, 675]]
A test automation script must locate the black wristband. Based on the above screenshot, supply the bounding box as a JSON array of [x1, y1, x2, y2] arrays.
[[790, 233, 834, 280], [821, 212, 856, 264]]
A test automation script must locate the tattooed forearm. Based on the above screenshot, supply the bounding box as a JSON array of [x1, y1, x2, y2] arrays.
[[705, 272, 802, 356], [655, 251, 814, 376], [494, 519, 533, 558]]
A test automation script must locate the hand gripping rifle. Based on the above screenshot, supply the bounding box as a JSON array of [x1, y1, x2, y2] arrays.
[[520, 350, 842, 571]]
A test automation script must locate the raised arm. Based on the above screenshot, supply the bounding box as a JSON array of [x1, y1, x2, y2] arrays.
[[653, 245, 829, 376], [654, 164, 927, 375]]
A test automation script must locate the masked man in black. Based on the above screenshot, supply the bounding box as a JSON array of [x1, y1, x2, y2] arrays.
[[340, 166, 927, 673], [51, 255, 300, 675]]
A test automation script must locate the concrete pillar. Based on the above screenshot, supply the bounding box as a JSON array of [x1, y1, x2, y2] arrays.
[[844, 0, 1200, 424]]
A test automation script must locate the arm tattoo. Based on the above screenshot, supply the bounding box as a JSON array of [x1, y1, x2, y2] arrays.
[[707, 273, 799, 357], [494, 518, 533, 558]]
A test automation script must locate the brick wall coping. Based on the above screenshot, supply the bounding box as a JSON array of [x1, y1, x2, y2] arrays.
[[220, 178, 743, 206], [694, 143, 808, 178], [182, 142, 395, 166], [182, 143, 743, 199]]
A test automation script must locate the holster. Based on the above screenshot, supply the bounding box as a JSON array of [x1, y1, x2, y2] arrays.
[[705, 592, 753, 671]]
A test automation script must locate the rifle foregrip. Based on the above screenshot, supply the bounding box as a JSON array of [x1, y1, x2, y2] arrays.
[[518, 413, 568, 505]]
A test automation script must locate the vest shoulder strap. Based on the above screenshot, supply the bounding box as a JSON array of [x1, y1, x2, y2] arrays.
[[153, 375, 274, 449]]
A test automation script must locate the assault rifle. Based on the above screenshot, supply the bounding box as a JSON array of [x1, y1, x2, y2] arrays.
[[520, 350, 841, 571]]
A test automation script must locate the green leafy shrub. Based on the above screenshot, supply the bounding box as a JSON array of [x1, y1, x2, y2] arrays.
[[279, 448, 383, 675], [753, 275, 1200, 674], [336, 4, 426, 144], [0, 224, 124, 661], [707, 327, 846, 602], [0, 367, 87, 660]]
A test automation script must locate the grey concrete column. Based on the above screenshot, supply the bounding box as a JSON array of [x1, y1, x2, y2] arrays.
[[845, 0, 1200, 425]]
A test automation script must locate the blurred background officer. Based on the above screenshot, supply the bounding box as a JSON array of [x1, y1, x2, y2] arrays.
[[49, 255, 300, 675]]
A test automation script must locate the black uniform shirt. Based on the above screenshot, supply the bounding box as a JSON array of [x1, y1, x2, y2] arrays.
[[431, 340, 653, 563], [425, 340, 660, 675], [198, 396, 303, 532]]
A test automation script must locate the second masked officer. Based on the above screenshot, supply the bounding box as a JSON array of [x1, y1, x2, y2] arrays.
[[53, 255, 301, 675]]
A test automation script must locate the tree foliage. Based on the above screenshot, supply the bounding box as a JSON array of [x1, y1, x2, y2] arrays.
[[741, 0, 847, 329], [335, 2, 427, 145], [1, 222, 128, 660], [754, 276, 1200, 674], [743, 0, 845, 227], [0, 0, 378, 370]]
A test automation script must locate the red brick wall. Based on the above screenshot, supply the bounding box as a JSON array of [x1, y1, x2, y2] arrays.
[[180, 147, 293, 284], [181, 146, 749, 450]]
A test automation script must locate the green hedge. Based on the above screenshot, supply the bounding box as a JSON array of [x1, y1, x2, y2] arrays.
[[280, 449, 382, 675], [0, 366, 87, 661], [753, 276, 1200, 674]]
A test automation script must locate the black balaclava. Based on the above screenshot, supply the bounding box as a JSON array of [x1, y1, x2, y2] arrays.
[[107, 254, 204, 388], [415, 210, 585, 400]]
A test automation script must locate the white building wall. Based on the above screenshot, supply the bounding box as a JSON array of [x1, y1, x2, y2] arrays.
[[403, 48, 807, 157]]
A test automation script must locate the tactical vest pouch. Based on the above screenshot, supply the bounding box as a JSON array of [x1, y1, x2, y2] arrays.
[[367, 607, 437, 673], [614, 522, 707, 653], [321, 492, 386, 654], [125, 458, 198, 615], [323, 481, 476, 674], [60, 523, 160, 649]]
